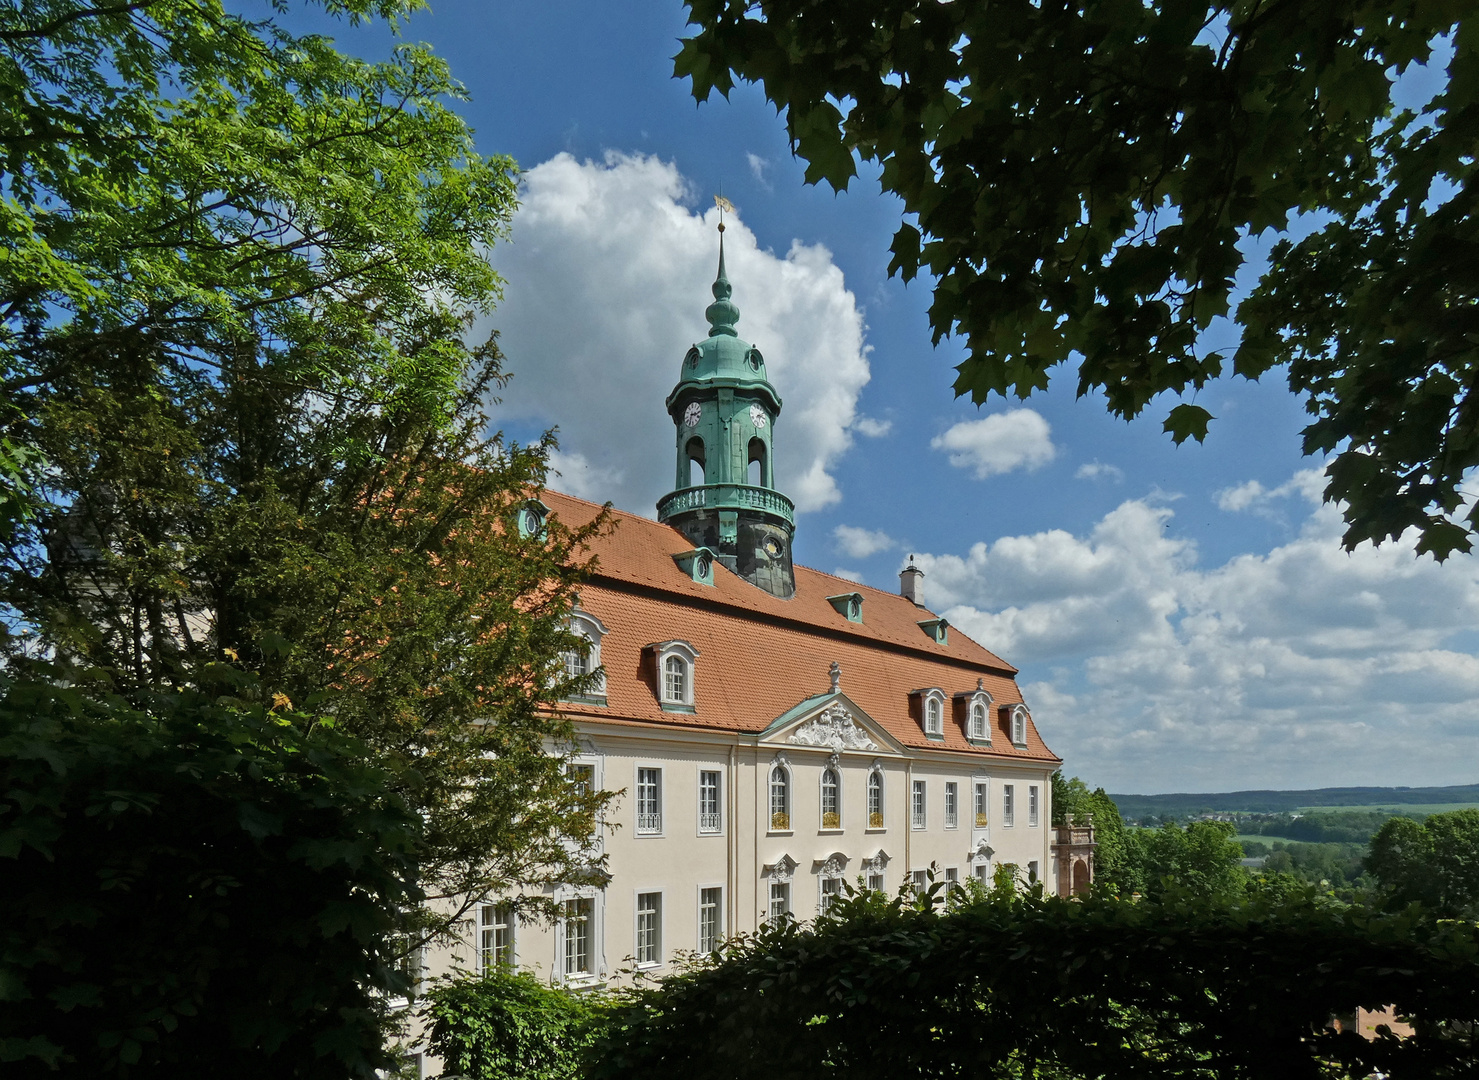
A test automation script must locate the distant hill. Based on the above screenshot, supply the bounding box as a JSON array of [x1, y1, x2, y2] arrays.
[[1107, 783, 1479, 820]]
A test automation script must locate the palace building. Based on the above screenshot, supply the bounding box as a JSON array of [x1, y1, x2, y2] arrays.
[[430, 230, 1076, 990]]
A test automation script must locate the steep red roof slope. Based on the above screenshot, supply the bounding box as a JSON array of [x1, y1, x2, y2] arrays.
[[544, 490, 1059, 764]]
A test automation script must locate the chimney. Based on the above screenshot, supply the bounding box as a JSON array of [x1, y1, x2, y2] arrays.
[[899, 557, 923, 605]]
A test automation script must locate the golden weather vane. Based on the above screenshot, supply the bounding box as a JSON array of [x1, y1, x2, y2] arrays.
[[714, 194, 735, 231]]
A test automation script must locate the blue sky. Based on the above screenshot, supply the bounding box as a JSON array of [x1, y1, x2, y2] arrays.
[[281, 1, 1479, 794]]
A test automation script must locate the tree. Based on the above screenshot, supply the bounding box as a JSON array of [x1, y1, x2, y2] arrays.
[[677, 1, 1479, 556], [1120, 819, 1248, 899], [1367, 809, 1479, 918], [0, 675, 424, 1077], [0, 0, 611, 927]]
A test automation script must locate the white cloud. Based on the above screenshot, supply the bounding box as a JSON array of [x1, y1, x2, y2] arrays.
[[930, 409, 1056, 479], [546, 448, 624, 502], [833, 524, 898, 559], [912, 476, 1479, 791], [832, 568, 865, 584], [1216, 468, 1326, 515], [746, 152, 771, 188], [1075, 460, 1125, 482], [483, 152, 870, 516], [854, 415, 892, 438]]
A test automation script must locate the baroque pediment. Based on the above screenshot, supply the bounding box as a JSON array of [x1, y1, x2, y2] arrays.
[[788, 703, 879, 751]]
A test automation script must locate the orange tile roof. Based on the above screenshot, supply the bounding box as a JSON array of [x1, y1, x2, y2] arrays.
[[542, 490, 1060, 765]]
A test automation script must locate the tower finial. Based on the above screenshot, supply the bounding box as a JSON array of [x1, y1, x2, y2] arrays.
[[707, 195, 740, 335]]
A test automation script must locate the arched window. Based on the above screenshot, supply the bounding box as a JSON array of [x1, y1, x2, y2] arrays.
[[970, 701, 987, 740], [748, 437, 768, 488], [820, 767, 841, 829], [560, 611, 607, 703], [564, 636, 590, 680], [1011, 706, 1028, 745], [769, 765, 790, 831], [926, 697, 943, 735], [664, 655, 687, 703], [685, 437, 706, 486], [867, 770, 884, 829]]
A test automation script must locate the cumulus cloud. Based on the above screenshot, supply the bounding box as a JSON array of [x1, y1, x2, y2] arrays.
[[833, 524, 898, 559], [832, 568, 865, 584], [1075, 461, 1125, 482], [483, 152, 871, 516], [931, 409, 1056, 479], [854, 416, 893, 438], [746, 152, 771, 188], [1216, 468, 1326, 517], [912, 476, 1479, 790]]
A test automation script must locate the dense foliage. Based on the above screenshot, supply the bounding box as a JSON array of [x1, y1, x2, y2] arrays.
[[0, 675, 423, 1077], [1368, 809, 1479, 918], [423, 969, 608, 1080], [592, 880, 1479, 1080], [1244, 809, 1421, 845], [1050, 770, 1128, 885], [678, 0, 1479, 556], [0, 0, 610, 927]]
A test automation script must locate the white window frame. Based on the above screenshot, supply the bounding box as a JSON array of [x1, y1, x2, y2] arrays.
[[1003, 783, 1016, 828], [648, 640, 700, 709], [867, 869, 886, 893], [866, 766, 885, 830], [556, 890, 601, 986], [973, 779, 990, 830], [562, 610, 608, 697], [697, 768, 723, 835], [697, 885, 723, 954], [910, 869, 929, 895], [635, 765, 663, 836], [768, 757, 792, 833], [768, 880, 791, 926], [963, 688, 992, 742], [477, 901, 515, 973], [1029, 784, 1040, 827], [916, 688, 946, 737], [820, 765, 842, 831], [819, 873, 843, 915], [944, 781, 958, 829], [944, 866, 960, 894], [911, 779, 927, 830], [634, 889, 663, 969], [1010, 704, 1029, 746]]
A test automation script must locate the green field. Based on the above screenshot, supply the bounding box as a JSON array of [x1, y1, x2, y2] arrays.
[[1235, 834, 1301, 847], [1294, 802, 1479, 815]]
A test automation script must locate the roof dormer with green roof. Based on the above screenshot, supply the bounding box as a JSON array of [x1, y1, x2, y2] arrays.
[[658, 226, 796, 598]]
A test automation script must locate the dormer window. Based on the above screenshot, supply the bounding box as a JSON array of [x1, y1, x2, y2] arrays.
[[1009, 704, 1029, 747], [918, 617, 949, 645], [647, 641, 699, 711], [911, 688, 946, 739], [826, 592, 864, 623], [516, 499, 550, 540], [674, 547, 717, 586], [955, 680, 993, 744], [561, 610, 608, 705]]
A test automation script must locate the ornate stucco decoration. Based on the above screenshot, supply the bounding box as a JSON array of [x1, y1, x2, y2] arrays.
[[763, 854, 798, 884], [788, 704, 879, 752], [861, 850, 891, 875], [972, 839, 995, 864], [812, 852, 849, 877]]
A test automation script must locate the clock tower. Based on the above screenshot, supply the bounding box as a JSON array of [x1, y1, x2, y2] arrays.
[[657, 228, 796, 598]]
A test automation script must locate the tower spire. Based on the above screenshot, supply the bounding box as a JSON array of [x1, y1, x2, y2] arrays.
[[707, 198, 739, 336]]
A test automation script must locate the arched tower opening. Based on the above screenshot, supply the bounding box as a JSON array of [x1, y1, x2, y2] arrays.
[[685, 437, 706, 486], [748, 437, 768, 488]]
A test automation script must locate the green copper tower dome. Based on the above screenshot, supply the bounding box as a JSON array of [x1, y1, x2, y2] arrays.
[[658, 226, 796, 598]]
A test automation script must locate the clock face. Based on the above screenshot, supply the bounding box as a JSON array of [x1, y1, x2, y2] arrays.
[[683, 402, 702, 427], [749, 404, 768, 429]]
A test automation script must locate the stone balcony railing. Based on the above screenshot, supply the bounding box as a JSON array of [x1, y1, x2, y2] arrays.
[[657, 483, 796, 525]]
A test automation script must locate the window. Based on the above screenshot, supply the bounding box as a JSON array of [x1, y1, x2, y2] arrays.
[[867, 770, 884, 828], [820, 875, 841, 915], [944, 782, 958, 829], [698, 887, 722, 954], [698, 770, 722, 834], [637, 767, 662, 834], [769, 765, 790, 831], [1029, 785, 1040, 827], [911, 780, 926, 829], [925, 697, 942, 735], [1003, 784, 1016, 827], [664, 656, 687, 703], [768, 882, 791, 926], [970, 701, 988, 740], [911, 869, 928, 895], [1011, 706, 1028, 745], [867, 869, 886, 893], [562, 611, 607, 701], [636, 892, 662, 966], [479, 903, 513, 972], [974, 864, 990, 884], [945, 867, 959, 894], [568, 762, 594, 799], [562, 897, 593, 978], [820, 767, 841, 829], [974, 781, 989, 828], [564, 639, 590, 680]]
